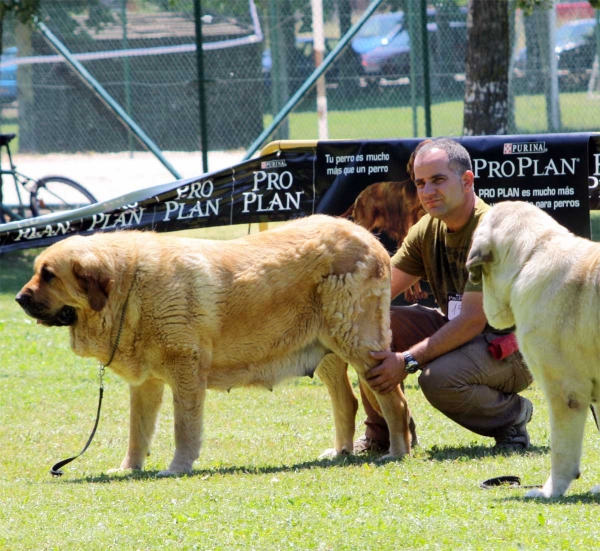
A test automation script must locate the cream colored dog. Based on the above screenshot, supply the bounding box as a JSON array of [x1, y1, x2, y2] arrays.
[[466, 200, 600, 498], [16, 215, 411, 476]]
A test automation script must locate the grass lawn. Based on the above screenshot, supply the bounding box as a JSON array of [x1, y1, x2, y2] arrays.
[[264, 90, 600, 141], [2, 245, 600, 550], [590, 211, 600, 241]]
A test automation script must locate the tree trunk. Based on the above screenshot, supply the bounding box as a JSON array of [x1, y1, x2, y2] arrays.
[[463, 0, 510, 135]]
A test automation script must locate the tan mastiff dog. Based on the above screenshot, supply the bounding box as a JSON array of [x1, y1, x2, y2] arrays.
[[16, 215, 411, 476]]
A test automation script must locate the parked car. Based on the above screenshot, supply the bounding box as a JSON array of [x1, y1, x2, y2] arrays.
[[350, 11, 404, 65], [350, 8, 467, 84], [514, 18, 597, 91], [0, 46, 17, 103], [352, 13, 411, 76], [262, 36, 339, 90]]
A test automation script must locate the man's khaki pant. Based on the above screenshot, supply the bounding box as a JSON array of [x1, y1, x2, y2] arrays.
[[361, 305, 533, 444]]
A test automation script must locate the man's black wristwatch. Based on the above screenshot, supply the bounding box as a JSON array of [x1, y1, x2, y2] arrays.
[[402, 351, 420, 374]]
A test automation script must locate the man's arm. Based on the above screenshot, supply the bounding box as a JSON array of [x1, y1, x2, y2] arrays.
[[391, 266, 421, 299], [365, 291, 488, 394]]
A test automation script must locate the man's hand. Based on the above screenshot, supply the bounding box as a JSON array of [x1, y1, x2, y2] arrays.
[[365, 350, 408, 394]]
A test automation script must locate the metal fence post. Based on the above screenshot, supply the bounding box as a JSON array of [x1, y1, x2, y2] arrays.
[[193, 0, 209, 173], [420, 0, 431, 138], [120, 0, 134, 156], [408, 0, 420, 137]]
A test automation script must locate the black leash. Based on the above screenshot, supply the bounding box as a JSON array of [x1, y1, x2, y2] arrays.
[[50, 287, 132, 477], [49, 371, 105, 477], [480, 475, 541, 490]]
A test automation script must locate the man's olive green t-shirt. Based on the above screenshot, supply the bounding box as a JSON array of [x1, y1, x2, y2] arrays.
[[391, 198, 489, 317]]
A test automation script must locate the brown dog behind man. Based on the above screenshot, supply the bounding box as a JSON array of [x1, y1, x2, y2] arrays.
[[341, 141, 431, 304]]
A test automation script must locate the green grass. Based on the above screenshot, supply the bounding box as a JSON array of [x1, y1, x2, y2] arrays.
[[265, 102, 465, 140], [264, 90, 600, 141], [591, 211, 600, 241], [2, 248, 600, 550]]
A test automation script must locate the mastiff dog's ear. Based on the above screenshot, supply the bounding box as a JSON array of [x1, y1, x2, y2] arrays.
[[466, 243, 493, 286], [72, 259, 113, 312]]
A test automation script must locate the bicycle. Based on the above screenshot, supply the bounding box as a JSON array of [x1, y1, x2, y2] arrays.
[[0, 133, 97, 223]]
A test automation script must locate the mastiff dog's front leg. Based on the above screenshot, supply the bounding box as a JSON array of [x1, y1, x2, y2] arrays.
[[158, 369, 207, 477], [118, 377, 165, 471]]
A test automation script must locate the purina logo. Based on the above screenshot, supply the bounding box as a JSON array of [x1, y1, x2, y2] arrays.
[[503, 142, 547, 155], [261, 159, 288, 169]]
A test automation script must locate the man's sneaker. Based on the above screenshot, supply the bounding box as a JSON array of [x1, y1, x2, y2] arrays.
[[494, 397, 533, 452], [353, 435, 389, 455]]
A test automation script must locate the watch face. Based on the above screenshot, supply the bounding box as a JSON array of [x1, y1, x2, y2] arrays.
[[403, 353, 419, 374], [405, 362, 419, 374]]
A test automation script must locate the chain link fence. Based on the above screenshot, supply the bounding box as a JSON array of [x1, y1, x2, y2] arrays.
[[0, 0, 598, 158]]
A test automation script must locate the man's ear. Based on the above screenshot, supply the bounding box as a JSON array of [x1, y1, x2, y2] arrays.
[[462, 170, 475, 190], [72, 260, 113, 312]]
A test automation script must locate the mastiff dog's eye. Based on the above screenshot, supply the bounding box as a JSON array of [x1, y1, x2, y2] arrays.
[[41, 266, 55, 283]]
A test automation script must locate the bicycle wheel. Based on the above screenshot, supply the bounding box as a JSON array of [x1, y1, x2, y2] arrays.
[[30, 176, 97, 217]]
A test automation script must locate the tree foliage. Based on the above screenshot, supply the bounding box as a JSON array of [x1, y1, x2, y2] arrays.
[[0, 0, 40, 25], [0, 0, 38, 57]]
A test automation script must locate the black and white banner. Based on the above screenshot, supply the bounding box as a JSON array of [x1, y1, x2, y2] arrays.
[[1, 132, 598, 252]]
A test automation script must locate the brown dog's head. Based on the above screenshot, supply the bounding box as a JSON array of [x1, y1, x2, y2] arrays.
[[15, 235, 114, 326]]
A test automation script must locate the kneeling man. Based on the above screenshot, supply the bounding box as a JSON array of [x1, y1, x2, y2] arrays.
[[356, 138, 534, 454]]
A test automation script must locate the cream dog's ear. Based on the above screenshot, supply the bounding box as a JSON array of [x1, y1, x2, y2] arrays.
[[72, 259, 113, 311], [466, 245, 493, 285]]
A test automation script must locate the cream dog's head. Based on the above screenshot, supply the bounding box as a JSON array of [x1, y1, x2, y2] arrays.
[[466, 201, 568, 329], [16, 235, 114, 326]]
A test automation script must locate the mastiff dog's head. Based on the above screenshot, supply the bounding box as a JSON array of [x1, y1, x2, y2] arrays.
[[466, 200, 569, 330], [16, 235, 115, 326]]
